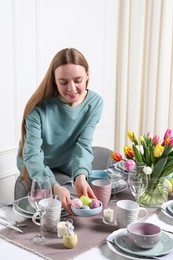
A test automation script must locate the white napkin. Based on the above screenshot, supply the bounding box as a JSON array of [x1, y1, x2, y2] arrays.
[[0, 206, 25, 227], [146, 210, 173, 233]]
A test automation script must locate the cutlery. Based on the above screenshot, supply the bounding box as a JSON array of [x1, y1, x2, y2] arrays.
[[0, 215, 26, 227], [0, 220, 23, 233], [106, 239, 161, 260], [162, 229, 173, 235]]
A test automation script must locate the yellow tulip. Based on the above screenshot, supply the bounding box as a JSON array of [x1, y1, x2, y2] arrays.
[[124, 146, 134, 158], [127, 131, 134, 142], [153, 144, 164, 157], [138, 136, 144, 144]]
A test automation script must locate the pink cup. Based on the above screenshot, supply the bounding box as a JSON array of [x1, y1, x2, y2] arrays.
[[91, 179, 112, 208]]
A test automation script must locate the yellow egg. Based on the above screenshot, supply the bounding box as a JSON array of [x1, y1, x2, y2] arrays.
[[169, 177, 173, 185], [164, 179, 173, 195], [63, 233, 78, 249]]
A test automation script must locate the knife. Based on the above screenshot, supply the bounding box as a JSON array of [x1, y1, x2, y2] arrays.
[[0, 220, 23, 233]]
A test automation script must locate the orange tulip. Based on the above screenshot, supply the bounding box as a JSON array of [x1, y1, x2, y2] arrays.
[[111, 152, 122, 161]]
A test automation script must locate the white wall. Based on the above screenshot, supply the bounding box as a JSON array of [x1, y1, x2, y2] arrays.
[[0, 0, 117, 200]]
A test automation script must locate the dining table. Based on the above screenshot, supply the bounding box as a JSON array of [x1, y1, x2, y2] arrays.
[[0, 182, 173, 260]]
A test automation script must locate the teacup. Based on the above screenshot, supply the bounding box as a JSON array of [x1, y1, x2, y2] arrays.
[[116, 200, 148, 228], [32, 198, 62, 232]]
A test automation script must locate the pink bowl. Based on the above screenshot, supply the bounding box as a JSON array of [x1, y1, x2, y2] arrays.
[[127, 222, 161, 249]]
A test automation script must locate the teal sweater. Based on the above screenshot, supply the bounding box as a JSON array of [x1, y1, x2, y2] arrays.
[[17, 90, 103, 186]]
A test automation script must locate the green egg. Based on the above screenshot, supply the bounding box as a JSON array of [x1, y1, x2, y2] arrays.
[[80, 195, 92, 206]]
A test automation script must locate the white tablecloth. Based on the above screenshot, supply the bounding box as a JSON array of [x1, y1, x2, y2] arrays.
[[0, 206, 173, 260]]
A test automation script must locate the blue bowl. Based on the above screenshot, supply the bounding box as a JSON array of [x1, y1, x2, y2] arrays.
[[70, 200, 103, 217], [88, 170, 109, 184]]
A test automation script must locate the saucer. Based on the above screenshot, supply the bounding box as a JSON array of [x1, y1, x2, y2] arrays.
[[13, 197, 69, 218], [113, 228, 173, 257], [17, 196, 35, 214], [111, 179, 127, 194]]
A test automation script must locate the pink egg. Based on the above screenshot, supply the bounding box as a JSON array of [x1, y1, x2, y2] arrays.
[[90, 199, 100, 209], [71, 198, 83, 208]]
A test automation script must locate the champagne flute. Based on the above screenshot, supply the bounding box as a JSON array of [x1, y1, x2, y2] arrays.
[[28, 176, 53, 245]]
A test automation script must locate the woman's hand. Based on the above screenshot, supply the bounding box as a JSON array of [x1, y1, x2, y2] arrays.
[[53, 184, 74, 215], [74, 174, 96, 199]]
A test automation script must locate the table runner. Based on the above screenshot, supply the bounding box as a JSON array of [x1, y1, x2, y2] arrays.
[[0, 188, 161, 260], [0, 213, 117, 260]]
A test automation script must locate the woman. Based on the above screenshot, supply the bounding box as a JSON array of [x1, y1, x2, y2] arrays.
[[17, 48, 103, 213]]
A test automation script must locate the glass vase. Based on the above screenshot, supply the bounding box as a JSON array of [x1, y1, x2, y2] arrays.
[[137, 177, 168, 208]]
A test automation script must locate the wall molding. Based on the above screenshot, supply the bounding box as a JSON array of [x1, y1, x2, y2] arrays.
[[0, 146, 18, 174], [0, 168, 19, 180]]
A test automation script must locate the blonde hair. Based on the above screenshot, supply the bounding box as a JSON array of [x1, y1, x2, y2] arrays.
[[19, 48, 89, 178]]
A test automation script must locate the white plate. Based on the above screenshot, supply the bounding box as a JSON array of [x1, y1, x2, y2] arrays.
[[113, 228, 173, 257], [107, 230, 146, 260], [167, 202, 173, 214], [13, 204, 33, 219], [161, 201, 173, 219]]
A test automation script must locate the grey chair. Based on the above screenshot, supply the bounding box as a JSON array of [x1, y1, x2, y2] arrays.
[[14, 146, 113, 200]]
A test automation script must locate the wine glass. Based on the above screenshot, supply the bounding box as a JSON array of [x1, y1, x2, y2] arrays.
[[28, 176, 53, 245], [128, 171, 148, 202], [107, 158, 124, 204]]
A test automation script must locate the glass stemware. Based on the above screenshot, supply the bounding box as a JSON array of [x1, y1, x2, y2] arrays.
[[28, 176, 53, 245], [107, 158, 123, 204], [127, 167, 148, 202]]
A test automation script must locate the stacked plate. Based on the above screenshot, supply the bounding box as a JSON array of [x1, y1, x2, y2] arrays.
[[161, 201, 173, 219], [107, 228, 173, 259], [13, 196, 69, 219]]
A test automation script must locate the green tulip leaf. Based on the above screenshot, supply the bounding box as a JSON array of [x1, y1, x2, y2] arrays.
[[133, 145, 143, 163], [151, 157, 168, 178]]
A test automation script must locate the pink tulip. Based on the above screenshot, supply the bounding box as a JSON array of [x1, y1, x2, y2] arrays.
[[124, 159, 136, 172], [152, 135, 160, 145], [168, 138, 173, 147], [164, 129, 172, 140], [147, 131, 150, 137]]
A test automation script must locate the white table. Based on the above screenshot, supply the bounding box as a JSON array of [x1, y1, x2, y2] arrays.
[[0, 206, 173, 260]]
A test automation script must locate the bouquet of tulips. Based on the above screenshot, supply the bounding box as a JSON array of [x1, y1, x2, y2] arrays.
[[111, 129, 173, 206], [124, 129, 173, 180]]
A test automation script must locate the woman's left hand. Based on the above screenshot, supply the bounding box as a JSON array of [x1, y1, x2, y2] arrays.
[[74, 174, 96, 199]]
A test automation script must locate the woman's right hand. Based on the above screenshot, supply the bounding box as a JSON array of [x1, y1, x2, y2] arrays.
[[53, 184, 74, 215]]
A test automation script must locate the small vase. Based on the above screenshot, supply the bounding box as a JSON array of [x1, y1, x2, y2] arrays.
[[137, 178, 168, 208]]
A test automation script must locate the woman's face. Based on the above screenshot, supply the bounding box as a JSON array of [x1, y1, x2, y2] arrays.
[[54, 64, 89, 106]]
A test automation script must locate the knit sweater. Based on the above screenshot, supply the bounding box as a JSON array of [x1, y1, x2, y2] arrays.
[[17, 90, 103, 186]]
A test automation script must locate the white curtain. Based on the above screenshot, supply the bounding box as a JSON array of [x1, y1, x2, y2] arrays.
[[115, 0, 173, 153]]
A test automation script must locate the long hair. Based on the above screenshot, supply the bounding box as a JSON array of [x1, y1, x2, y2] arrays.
[[19, 48, 89, 178]]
